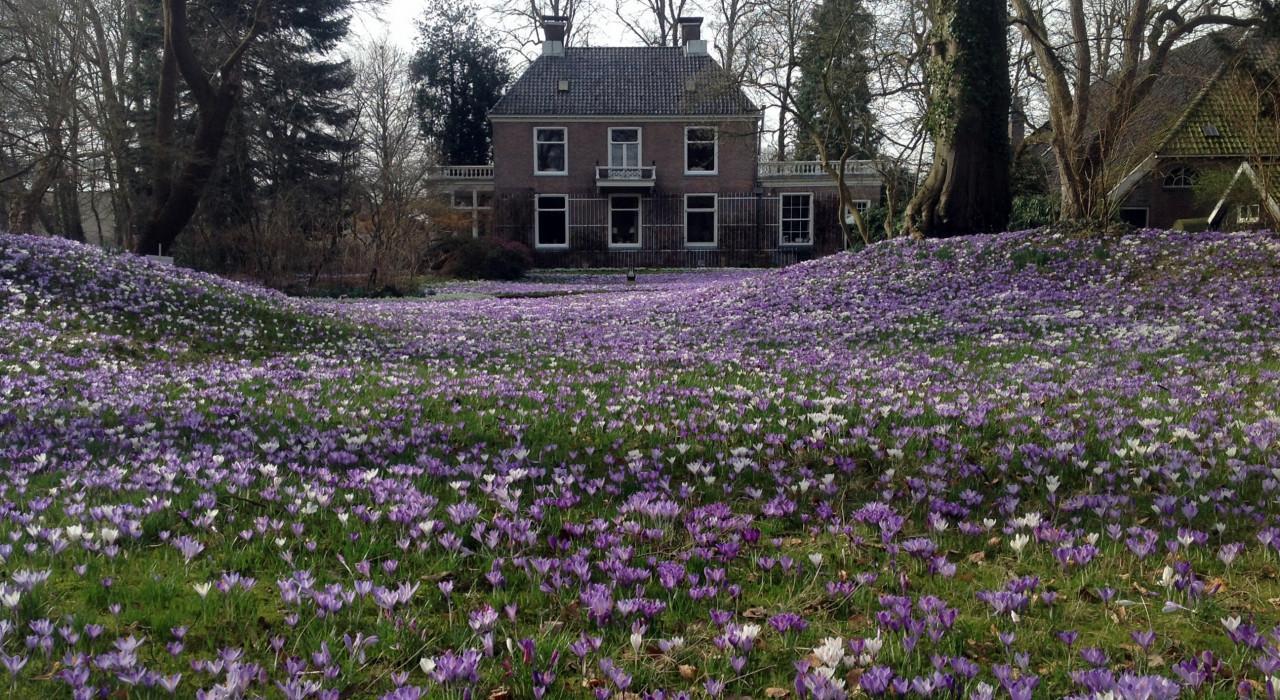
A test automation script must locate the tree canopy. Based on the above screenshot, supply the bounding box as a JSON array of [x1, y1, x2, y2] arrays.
[[410, 0, 512, 166], [791, 0, 878, 162]]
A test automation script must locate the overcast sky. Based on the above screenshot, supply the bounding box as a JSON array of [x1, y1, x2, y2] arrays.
[[348, 0, 424, 51], [347, 1, 643, 57]]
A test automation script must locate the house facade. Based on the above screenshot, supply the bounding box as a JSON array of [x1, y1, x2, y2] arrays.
[[435, 16, 882, 268], [1028, 30, 1280, 230]]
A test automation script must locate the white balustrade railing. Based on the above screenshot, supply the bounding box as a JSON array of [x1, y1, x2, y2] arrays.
[[429, 164, 495, 179], [427, 161, 879, 181], [757, 160, 877, 178]]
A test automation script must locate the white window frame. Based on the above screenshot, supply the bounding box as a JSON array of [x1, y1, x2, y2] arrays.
[[779, 192, 814, 246], [534, 194, 569, 249], [608, 194, 642, 249], [1238, 203, 1262, 224], [451, 190, 474, 209], [1162, 165, 1197, 189], [842, 199, 872, 225], [684, 126, 718, 175], [684, 193, 718, 248], [608, 127, 643, 169], [450, 190, 488, 209], [534, 127, 568, 176]]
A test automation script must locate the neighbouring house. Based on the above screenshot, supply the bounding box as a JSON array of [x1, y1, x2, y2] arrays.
[[1208, 161, 1280, 229], [1032, 30, 1280, 229], [431, 15, 883, 268]]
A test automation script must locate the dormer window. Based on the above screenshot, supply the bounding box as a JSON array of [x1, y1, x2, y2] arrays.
[[535, 127, 567, 174], [685, 127, 717, 174], [1162, 165, 1198, 189]]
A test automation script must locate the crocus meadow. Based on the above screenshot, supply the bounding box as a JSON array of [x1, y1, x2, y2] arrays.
[[2, 229, 1280, 699]]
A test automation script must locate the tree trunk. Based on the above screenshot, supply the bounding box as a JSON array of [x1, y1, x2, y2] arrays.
[[136, 95, 237, 255], [134, 0, 270, 255], [9, 155, 60, 234], [904, 0, 1010, 237]]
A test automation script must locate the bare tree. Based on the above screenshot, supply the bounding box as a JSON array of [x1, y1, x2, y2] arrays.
[[82, 0, 145, 248], [0, 0, 89, 236], [1010, 0, 1262, 222], [752, 0, 813, 159], [614, 0, 693, 47], [710, 0, 763, 84], [350, 36, 436, 288], [499, 0, 596, 59]]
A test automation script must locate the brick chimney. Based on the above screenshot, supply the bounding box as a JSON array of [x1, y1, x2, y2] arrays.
[[542, 15, 568, 57], [679, 17, 706, 56]]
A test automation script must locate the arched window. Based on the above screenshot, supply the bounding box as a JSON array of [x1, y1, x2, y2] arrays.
[[1162, 165, 1198, 189]]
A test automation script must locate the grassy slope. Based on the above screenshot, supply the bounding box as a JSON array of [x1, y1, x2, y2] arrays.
[[2, 231, 1280, 698]]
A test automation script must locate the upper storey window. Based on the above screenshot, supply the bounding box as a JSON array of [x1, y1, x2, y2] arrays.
[[535, 127, 567, 174], [685, 127, 717, 174], [1162, 165, 1197, 189]]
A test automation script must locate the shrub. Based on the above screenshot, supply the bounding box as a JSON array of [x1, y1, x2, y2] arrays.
[[1009, 195, 1059, 230], [429, 235, 533, 280], [1010, 245, 1061, 270], [1173, 217, 1210, 232]]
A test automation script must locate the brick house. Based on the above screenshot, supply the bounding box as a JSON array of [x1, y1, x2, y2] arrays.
[[1030, 31, 1280, 229], [434, 16, 882, 268]]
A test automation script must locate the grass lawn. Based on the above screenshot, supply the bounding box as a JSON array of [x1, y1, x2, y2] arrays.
[[2, 229, 1280, 699]]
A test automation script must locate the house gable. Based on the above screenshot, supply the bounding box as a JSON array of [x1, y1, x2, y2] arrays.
[[1107, 32, 1280, 205], [1156, 38, 1280, 158]]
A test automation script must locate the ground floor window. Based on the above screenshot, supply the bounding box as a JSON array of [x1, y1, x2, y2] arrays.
[[1118, 207, 1148, 228], [452, 190, 493, 210], [535, 195, 568, 247], [685, 194, 717, 247], [610, 195, 641, 247], [842, 199, 872, 225], [1238, 203, 1262, 224], [781, 193, 813, 245]]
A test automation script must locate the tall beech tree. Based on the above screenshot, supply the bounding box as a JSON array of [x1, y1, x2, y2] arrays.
[[135, 0, 271, 255], [903, 0, 1010, 237]]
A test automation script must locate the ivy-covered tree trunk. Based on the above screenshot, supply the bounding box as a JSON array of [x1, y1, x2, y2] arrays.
[[904, 0, 1010, 238]]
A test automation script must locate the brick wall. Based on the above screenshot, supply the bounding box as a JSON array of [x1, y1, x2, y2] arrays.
[[1120, 157, 1240, 228], [491, 190, 857, 268], [490, 117, 760, 194]]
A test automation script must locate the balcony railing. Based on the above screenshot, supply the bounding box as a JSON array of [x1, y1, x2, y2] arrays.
[[426, 161, 880, 183], [428, 164, 494, 180], [595, 165, 657, 187], [757, 160, 877, 178]]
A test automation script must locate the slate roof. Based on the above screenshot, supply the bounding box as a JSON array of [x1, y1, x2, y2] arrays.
[[489, 47, 759, 117]]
